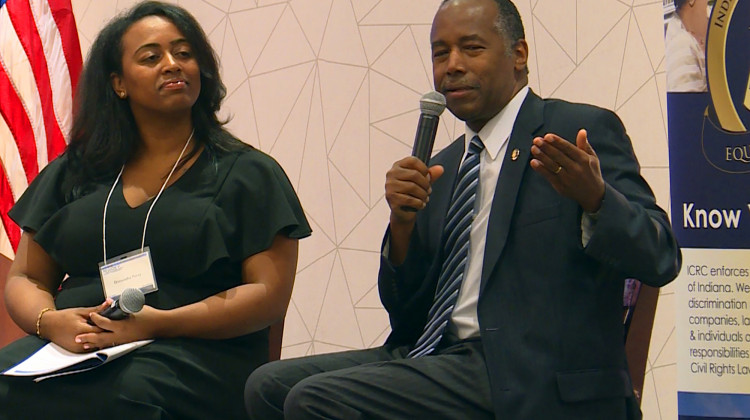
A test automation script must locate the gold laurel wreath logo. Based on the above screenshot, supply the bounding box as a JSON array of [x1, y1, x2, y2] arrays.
[[706, 0, 746, 133]]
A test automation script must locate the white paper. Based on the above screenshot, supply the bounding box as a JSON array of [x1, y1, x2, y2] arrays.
[[2, 340, 152, 382]]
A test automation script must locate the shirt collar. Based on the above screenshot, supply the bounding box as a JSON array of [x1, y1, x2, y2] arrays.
[[464, 85, 529, 160]]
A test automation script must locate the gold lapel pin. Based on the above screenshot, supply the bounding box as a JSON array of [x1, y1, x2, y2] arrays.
[[511, 148, 520, 161]]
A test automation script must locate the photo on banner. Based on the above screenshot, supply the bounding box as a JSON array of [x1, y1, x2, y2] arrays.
[[666, 0, 750, 418]]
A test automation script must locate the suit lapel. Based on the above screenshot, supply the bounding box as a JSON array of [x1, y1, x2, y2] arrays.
[[480, 92, 545, 292]]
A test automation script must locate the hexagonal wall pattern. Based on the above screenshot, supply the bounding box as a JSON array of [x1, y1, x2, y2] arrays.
[[71, 0, 676, 417]]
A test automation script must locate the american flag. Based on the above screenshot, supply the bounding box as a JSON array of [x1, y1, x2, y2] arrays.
[[0, 0, 81, 259]]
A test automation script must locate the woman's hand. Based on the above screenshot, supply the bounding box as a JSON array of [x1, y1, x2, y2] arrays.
[[76, 304, 162, 350], [40, 302, 110, 353]]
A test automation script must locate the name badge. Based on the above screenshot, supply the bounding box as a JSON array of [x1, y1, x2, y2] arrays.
[[99, 247, 158, 298]]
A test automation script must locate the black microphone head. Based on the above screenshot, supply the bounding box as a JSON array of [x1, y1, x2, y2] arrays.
[[420, 91, 446, 117], [118, 288, 145, 314]]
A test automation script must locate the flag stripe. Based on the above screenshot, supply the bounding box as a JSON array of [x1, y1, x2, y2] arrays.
[[47, 0, 81, 94], [0, 61, 39, 184], [0, 108, 28, 199], [0, 5, 42, 180], [0, 209, 14, 259], [7, 0, 66, 162], [0, 0, 81, 258], [0, 100, 24, 255], [33, 0, 79, 149], [0, 96, 22, 253], [1, 5, 47, 171], [0, 64, 32, 252], [0, 165, 21, 252], [31, 0, 77, 150]]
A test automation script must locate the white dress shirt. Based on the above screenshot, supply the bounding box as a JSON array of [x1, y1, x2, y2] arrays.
[[447, 86, 530, 340]]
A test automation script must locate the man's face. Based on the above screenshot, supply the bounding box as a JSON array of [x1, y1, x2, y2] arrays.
[[430, 0, 527, 132]]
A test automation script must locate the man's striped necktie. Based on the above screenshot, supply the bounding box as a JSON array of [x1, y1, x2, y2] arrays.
[[408, 135, 484, 358]]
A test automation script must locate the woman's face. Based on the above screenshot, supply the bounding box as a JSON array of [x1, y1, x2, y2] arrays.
[[111, 15, 201, 120]]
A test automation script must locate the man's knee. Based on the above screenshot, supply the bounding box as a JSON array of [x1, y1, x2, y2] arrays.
[[284, 375, 363, 419], [244, 361, 289, 420]]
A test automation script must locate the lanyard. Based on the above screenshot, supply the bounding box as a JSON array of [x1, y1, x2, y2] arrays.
[[101, 130, 194, 262]]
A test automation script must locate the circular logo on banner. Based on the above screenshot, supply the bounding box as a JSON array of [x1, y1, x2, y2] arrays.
[[702, 0, 750, 173]]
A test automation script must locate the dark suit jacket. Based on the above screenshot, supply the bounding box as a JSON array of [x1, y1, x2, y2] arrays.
[[378, 91, 681, 419]]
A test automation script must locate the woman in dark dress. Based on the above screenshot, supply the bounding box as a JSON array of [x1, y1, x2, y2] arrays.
[[0, 2, 310, 419]]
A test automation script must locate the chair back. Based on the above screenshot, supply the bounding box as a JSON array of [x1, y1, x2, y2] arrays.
[[268, 319, 284, 361], [623, 279, 660, 404]]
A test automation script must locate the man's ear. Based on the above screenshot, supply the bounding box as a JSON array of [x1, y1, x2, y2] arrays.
[[111, 73, 126, 98], [513, 39, 529, 71]]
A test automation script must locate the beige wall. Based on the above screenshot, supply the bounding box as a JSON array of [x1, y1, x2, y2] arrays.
[[72, 0, 677, 417]]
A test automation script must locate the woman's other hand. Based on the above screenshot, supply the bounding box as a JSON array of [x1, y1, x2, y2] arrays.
[[40, 302, 110, 353], [77, 304, 162, 350]]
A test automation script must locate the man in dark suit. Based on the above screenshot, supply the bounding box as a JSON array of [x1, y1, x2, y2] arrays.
[[244, 0, 681, 418]]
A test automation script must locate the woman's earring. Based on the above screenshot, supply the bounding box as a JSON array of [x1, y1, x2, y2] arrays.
[[118, 91, 126, 98]]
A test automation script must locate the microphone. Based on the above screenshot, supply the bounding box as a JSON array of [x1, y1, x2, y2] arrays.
[[96, 288, 145, 321], [402, 91, 447, 212], [411, 91, 447, 165]]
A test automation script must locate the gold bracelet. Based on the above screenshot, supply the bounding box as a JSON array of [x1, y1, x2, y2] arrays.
[[35, 307, 54, 339]]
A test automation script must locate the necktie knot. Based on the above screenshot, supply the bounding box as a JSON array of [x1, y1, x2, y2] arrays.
[[468, 135, 484, 157]]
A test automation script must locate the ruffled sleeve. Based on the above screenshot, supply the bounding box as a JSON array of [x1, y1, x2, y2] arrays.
[[205, 148, 311, 264], [8, 154, 69, 233]]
